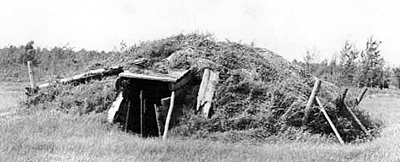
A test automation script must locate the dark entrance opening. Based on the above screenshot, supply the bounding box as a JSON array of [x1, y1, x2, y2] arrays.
[[109, 70, 192, 138], [114, 78, 171, 137]]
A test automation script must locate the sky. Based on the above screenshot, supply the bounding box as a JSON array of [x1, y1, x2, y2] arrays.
[[1, 0, 399, 65]]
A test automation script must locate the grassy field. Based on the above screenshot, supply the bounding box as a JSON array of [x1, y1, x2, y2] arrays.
[[0, 83, 400, 162], [0, 82, 26, 115]]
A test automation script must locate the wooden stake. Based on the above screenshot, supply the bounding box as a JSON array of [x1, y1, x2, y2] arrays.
[[163, 91, 175, 140], [303, 79, 322, 125], [27, 61, 36, 89], [356, 88, 368, 105], [316, 97, 345, 144]]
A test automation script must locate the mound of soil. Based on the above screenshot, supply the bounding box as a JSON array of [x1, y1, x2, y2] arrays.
[[27, 33, 381, 142]]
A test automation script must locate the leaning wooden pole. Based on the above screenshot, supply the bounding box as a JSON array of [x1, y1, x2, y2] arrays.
[[27, 61, 36, 90], [316, 97, 345, 144], [162, 91, 175, 140], [345, 105, 370, 136], [356, 88, 368, 105], [303, 79, 322, 125]]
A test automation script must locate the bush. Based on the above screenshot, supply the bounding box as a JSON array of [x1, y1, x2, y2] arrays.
[[23, 78, 118, 115]]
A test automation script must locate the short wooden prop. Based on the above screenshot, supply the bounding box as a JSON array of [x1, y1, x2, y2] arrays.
[[302, 79, 322, 125], [162, 91, 175, 140], [316, 97, 345, 144]]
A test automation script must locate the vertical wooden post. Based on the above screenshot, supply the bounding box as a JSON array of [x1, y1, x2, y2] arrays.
[[356, 88, 368, 105], [140, 90, 144, 137], [124, 100, 131, 132], [303, 79, 322, 125], [27, 61, 36, 89], [154, 104, 162, 137], [163, 91, 175, 140], [316, 97, 345, 144]]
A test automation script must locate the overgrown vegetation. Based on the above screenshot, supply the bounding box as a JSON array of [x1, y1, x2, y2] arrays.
[[10, 33, 381, 143]]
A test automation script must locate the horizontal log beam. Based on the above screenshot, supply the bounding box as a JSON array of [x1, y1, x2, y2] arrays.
[[25, 66, 123, 93]]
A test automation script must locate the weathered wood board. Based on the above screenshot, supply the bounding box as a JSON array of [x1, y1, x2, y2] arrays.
[[107, 92, 124, 123], [196, 69, 219, 118]]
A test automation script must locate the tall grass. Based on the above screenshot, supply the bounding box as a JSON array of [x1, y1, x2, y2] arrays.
[[0, 94, 399, 162]]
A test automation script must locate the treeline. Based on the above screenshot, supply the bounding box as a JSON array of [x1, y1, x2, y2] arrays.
[[0, 41, 115, 82], [293, 36, 400, 89]]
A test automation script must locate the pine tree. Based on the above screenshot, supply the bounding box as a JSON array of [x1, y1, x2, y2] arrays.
[[357, 37, 385, 87], [339, 41, 359, 86]]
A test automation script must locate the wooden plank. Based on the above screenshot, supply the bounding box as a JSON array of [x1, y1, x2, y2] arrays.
[[120, 72, 177, 82], [196, 69, 219, 118], [356, 88, 368, 105], [202, 70, 219, 118], [169, 71, 192, 91], [163, 91, 175, 140], [119, 70, 190, 83], [27, 61, 36, 89], [302, 79, 322, 125], [107, 92, 124, 123], [316, 97, 345, 144], [196, 69, 210, 112]]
